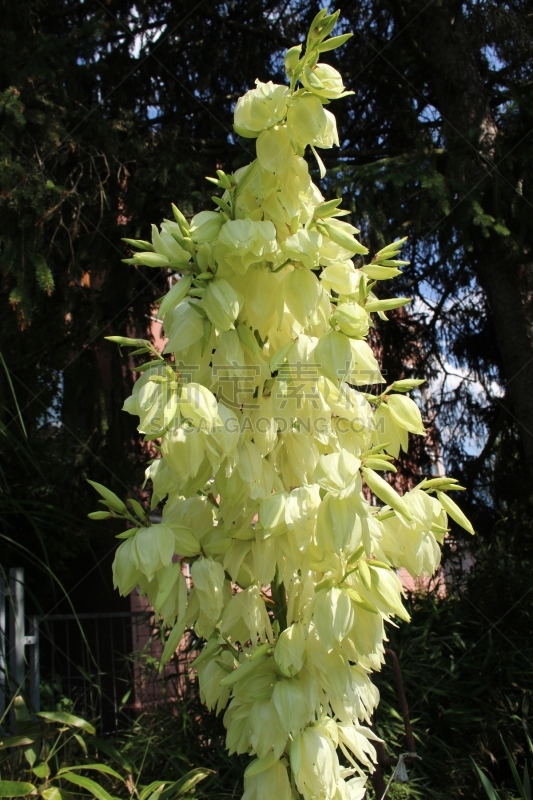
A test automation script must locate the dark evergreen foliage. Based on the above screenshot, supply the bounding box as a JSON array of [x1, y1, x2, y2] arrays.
[[1, 2, 533, 793]]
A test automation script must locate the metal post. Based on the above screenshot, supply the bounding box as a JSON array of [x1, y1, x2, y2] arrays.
[[9, 568, 25, 696], [370, 649, 418, 799], [28, 616, 40, 713], [0, 574, 6, 720]]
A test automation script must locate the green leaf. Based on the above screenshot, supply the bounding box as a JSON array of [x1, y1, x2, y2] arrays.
[[127, 252, 169, 268], [245, 754, 278, 777], [41, 789, 68, 800], [344, 587, 379, 614], [105, 336, 148, 348], [140, 782, 170, 800], [24, 746, 37, 768], [362, 467, 412, 521], [74, 733, 88, 756], [501, 738, 528, 800], [91, 738, 133, 773], [171, 204, 190, 234], [365, 297, 411, 312], [37, 711, 96, 735], [0, 734, 35, 750], [421, 477, 460, 490], [156, 275, 192, 319], [364, 458, 397, 472], [362, 264, 401, 280], [59, 772, 117, 800], [171, 769, 214, 796], [32, 763, 50, 778], [390, 379, 425, 392], [317, 33, 353, 52], [86, 481, 127, 514], [115, 528, 138, 540], [134, 360, 164, 373], [269, 340, 294, 373], [437, 492, 474, 535], [57, 764, 123, 781], [523, 762, 530, 800], [313, 198, 343, 218], [88, 511, 113, 520], [0, 780, 36, 797], [472, 762, 501, 800], [219, 654, 267, 686], [121, 238, 154, 252], [250, 642, 271, 661], [160, 619, 186, 667], [358, 559, 372, 590], [128, 498, 148, 521]]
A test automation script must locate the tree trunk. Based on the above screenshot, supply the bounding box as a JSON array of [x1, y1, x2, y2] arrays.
[[399, 2, 533, 475], [476, 257, 533, 472]]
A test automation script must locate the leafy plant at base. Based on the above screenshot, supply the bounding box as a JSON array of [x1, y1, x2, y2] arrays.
[[473, 735, 532, 800], [0, 696, 212, 800], [91, 9, 473, 800]]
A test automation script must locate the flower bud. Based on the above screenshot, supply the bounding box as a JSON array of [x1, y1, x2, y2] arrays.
[[313, 586, 354, 651], [153, 222, 191, 263], [273, 678, 308, 734], [197, 648, 233, 713], [274, 622, 306, 676], [281, 230, 322, 271], [112, 538, 144, 596], [189, 210, 224, 244], [163, 301, 205, 355], [216, 219, 278, 273], [191, 556, 225, 624], [291, 724, 340, 800], [355, 561, 411, 622], [161, 425, 207, 482], [179, 383, 220, 430], [131, 523, 175, 581], [157, 274, 192, 320], [311, 108, 340, 149], [302, 63, 353, 100], [320, 262, 361, 297], [284, 44, 302, 76], [314, 329, 353, 383], [250, 700, 287, 758], [373, 403, 407, 458], [314, 451, 361, 498], [234, 81, 290, 138], [256, 125, 292, 173], [348, 339, 384, 385], [203, 278, 242, 331], [316, 494, 361, 554], [287, 94, 328, 149], [337, 723, 379, 772], [259, 492, 288, 535], [220, 584, 274, 644], [318, 218, 368, 255], [386, 394, 425, 435], [242, 759, 292, 800], [151, 562, 188, 624], [331, 302, 369, 338]]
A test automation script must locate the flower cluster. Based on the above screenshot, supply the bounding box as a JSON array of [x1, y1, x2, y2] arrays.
[[94, 9, 474, 800]]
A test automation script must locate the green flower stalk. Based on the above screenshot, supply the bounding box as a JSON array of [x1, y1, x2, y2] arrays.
[[91, 9, 474, 800]]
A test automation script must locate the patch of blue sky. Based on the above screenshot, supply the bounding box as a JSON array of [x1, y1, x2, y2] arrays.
[[39, 371, 63, 429], [129, 18, 165, 59], [412, 276, 503, 459], [481, 43, 506, 72]]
